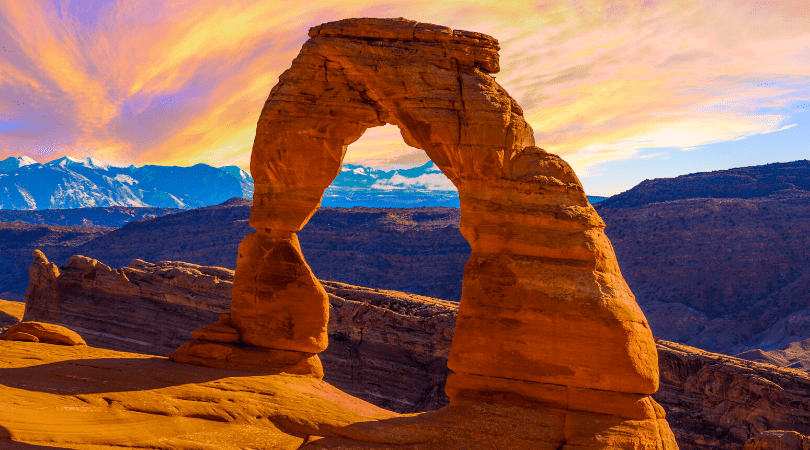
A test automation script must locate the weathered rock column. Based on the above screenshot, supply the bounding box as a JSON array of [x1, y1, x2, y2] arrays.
[[445, 149, 676, 447]]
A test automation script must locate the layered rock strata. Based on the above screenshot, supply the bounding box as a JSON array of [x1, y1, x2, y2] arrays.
[[174, 17, 675, 447], [22, 253, 452, 412], [20, 252, 810, 447], [657, 340, 810, 450], [23, 250, 232, 356]]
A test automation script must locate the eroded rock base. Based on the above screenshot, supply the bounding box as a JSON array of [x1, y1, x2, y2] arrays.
[[170, 313, 324, 378], [2, 340, 676, 450]]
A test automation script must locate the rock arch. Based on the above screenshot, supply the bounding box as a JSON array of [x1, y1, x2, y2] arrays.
[[174, 18, 677, 448], [232, 18, 535, 355]]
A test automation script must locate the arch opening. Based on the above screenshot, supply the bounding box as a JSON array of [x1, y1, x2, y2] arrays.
[[297, 123, 469, 302]]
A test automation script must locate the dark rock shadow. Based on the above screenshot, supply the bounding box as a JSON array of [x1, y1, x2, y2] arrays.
[[0, 426, 71, 449], [0, 356, 284, 395], [0, 310, 21, 329]]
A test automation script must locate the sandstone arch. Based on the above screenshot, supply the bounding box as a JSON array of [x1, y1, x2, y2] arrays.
[[173, 18, 677, 448]]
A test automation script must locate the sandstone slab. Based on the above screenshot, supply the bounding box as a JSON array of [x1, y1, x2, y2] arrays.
[[3, 321, 85, 346]]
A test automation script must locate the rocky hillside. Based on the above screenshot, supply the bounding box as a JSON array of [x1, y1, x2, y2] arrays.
[[596, 161, 810, 357], [14, 254, 810, 449], [0, 205, 179, 226], [597, 160, 810, 208], [0, 222, 113, 299], [0, 199, 469, 302]]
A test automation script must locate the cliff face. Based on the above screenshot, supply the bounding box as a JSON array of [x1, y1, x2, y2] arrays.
[[596, 162, 810, 356], [656, 340, 810, 450], [22, 254, 232, 356], [19, 253, 810, 447], [22, 253, 453, 413]]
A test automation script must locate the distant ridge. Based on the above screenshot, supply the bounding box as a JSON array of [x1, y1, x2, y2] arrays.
[[597, 160, 810, 208], [0, 205, 180, 227], [595, 159, 810, 359]]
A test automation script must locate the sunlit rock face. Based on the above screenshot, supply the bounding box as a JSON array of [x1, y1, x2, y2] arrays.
[[175, 17, 677, 449]]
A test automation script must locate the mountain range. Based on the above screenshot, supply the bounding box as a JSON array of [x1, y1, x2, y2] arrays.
[[0, 156, 606, 210], [0, 155, 253, 209]]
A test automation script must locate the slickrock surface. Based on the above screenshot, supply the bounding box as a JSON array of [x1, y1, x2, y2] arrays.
[[204, 16, 675, 448], [656, 340, 810, 449], [1, 340, 683, 450], [596, 162, 810, 356], [0, 341, 396, 450]]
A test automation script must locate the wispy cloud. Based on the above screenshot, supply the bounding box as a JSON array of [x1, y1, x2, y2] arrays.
[[0, 0, 808, 183]]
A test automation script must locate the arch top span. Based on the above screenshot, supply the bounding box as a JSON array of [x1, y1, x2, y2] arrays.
[[249, 17, 537, 232]]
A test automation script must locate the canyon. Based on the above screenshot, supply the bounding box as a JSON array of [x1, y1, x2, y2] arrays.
[[3, 161, 809, 365], [7, 253, 810, 448], [595, 160, 810, 359]]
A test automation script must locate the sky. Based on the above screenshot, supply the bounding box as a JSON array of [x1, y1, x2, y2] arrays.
[[0, 0, 808, 196]]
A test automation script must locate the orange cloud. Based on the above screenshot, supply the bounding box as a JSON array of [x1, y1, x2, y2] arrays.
[[0, 0, 807, 184]]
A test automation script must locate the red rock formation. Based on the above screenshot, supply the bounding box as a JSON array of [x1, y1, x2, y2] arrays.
[[171, 17, 675, 448], [21, 251, 454, 412], [19, 252, 810, 447], [0, 299, 24, 334], [23, 252, 233, 356], [744, 430, 810, 450], [656, 340, 810, 449], [2, 322, 85, 346]]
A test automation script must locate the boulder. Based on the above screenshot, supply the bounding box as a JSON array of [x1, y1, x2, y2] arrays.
[[4, 322, 85, 346], [4, 331, 38, 343], [744, 431, 810, 450]]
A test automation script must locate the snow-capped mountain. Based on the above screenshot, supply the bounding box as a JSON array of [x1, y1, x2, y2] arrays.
[[324, 161, 606, 206], [323, 161, 460, 207], [0, 156, 255, 210], [0, 155, 37, 173], [0, 157, 606, 210], [218, 165, 254, 199]]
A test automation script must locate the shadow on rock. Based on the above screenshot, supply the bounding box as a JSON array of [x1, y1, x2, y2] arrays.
[[0, 310, 21, 329], [0, 355, 285, 395], [0, 426, 72, 450]]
